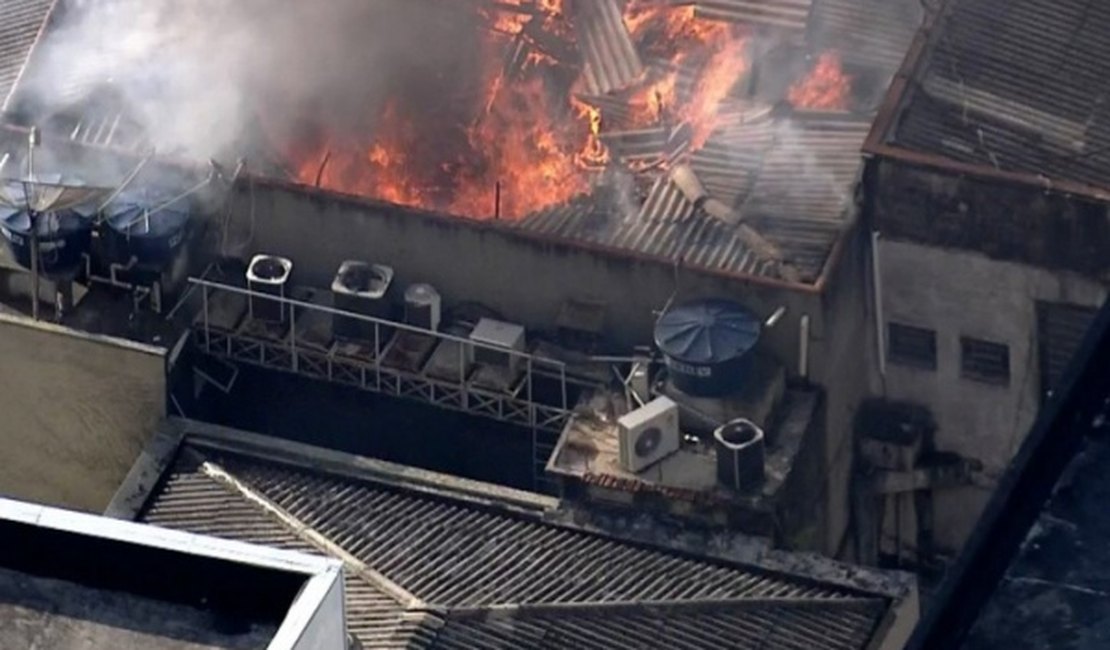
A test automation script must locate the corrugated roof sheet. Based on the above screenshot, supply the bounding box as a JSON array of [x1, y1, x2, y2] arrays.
[[695, 0, 814, 32], [418, 600, 886, 650], [0, 0, 52, 110], [884, 0, 1110, 192], [517, 111, 870, 281], [138, 442, 890, 649], [809, 0, 922, 70], [573, 0, 643, 96]]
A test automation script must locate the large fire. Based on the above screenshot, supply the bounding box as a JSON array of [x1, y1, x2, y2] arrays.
[[788, 52, 854, 111], [282, 3, 851, 220]]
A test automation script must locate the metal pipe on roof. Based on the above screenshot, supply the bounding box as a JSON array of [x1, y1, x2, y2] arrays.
[[96, 150, 155, 213], [799, 313, 810, 380], [872, 230, 886, 378]]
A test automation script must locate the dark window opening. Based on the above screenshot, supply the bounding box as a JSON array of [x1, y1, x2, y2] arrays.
[[888, 322, 937, 370], [961, 337, 1010, 385]]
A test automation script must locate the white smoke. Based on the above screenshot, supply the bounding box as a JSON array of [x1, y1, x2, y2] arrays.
[[16, 0, 480, 164]]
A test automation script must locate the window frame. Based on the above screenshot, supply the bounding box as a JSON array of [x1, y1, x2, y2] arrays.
[[887, 321, 938, 371], [960, 336, 1011, 386]]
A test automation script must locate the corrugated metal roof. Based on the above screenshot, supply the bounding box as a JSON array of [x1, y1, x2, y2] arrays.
[[516, 111, 869, 281], [884, 0, 1110, 192], [809, 0, 922, 70], [419, 600, 886, 650], [573, 0, 643, 96], [0, 0, 52, 110], [138, 442, 890, 649], [695, 0, 814, 32]]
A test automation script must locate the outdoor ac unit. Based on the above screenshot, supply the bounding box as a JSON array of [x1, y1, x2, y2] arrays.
[[618, 396, 681, 473]]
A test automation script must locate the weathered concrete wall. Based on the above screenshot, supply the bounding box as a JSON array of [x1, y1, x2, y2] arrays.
[[811, 226, 878, 556], [872, 160, 1110, 279], [876, 239, 1106, 550], [227, 178, 825, 367], [0, 315, 165, 512]]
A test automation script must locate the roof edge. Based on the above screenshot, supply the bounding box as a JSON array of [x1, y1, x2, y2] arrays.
[[104, 418, 187, 519], [861, 0, 1110, 205], [174, 417, 561, 515], [864, 143, 1110, 203]]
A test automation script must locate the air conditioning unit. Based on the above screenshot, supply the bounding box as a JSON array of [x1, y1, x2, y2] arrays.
[[246, 254, 292, 323], [618, 396, 681, 473], [404, 283, 441, 331], [469, 318, 526, 373], [332, 261, 393, 341]]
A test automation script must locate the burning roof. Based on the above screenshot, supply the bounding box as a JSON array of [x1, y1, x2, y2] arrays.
[[1, 0, 923, 284]]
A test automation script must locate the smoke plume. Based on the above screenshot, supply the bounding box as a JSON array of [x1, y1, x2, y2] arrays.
[[18, 0, 481, 164]]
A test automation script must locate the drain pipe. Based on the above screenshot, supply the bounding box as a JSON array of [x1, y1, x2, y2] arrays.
[[82, 253, 153, 309], [799, 313, 810, 380], [871, 230, 886, 377]]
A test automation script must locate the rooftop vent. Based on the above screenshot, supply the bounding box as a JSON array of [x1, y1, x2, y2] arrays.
[[404, 283, 441, 332], [246, 254, 292, 323], [714, 419, 765, 493], [332, 261, 393, 341]]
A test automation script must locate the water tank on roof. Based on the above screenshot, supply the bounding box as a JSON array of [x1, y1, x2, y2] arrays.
[[654, 299, 761, 397], [0, 207, 94, 279]]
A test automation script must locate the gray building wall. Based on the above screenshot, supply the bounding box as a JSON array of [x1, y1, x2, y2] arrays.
[[224, 178, 821, 357], [0, 314, 166, 512], [223, 178, 866, 555], [875, 240, 1105, 551], [867, 158, 1110, 554]]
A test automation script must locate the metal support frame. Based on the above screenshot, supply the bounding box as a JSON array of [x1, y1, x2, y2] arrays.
[[187, 276, 583, 489]]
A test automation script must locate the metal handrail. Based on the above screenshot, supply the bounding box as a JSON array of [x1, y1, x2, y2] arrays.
[[187, 276, 567, 368]]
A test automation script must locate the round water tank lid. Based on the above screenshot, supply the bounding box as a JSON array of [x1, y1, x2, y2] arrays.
[[654, 299, 761, 364]]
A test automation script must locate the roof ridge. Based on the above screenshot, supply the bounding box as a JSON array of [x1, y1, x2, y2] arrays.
[[182, 419, 558, 515], [198, 460, 424, 610], [429, 595, 887, 619]]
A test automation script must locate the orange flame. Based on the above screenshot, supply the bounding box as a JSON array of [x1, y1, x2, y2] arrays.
[[788, 52, 853, 110], [285, 2, 752, 220]]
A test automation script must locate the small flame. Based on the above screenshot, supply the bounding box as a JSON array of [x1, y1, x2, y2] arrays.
[[788, 52, 853, 111]]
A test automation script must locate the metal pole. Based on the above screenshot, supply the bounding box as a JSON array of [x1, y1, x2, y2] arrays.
[[494, 181, 501, 220], [27, 127, 39, 321], [561, 364, 568, 411], [373, 322, 381, 391], [202, 287, 211, 352], [289, 302, 298, 372]]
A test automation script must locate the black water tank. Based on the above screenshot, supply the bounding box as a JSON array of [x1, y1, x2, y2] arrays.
[[714, 419, 765, 493], [654, 299, 761, 397]]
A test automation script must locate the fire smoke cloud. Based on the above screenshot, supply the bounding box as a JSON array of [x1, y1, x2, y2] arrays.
[[19, 0, 481, 164]]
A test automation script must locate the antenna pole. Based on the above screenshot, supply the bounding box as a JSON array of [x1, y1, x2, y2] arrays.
[[28, 127, 39, 321]]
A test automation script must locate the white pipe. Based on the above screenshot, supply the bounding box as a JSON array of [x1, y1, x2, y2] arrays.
[[799, 314, 810, 379], [871, 230, 886, 377], [97, 151, 155, 212], [765, 305, 787, 328]]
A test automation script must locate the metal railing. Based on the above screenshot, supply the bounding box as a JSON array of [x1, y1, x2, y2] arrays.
[[187, 275, 578, 440]]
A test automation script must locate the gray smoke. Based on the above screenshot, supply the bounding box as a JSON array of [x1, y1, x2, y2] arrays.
[[18, 0, 482, 164]]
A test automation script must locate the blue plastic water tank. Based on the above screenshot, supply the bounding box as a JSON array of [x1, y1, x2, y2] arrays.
[[654, 299, 761, 397], [102, 201, 190, 269], [0, 207, 94, 279]]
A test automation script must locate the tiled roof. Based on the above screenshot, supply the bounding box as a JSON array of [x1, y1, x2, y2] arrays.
[[0, 0, 52, 110], [876, 0, 1110, 196], [137, 439, 891, 649]]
